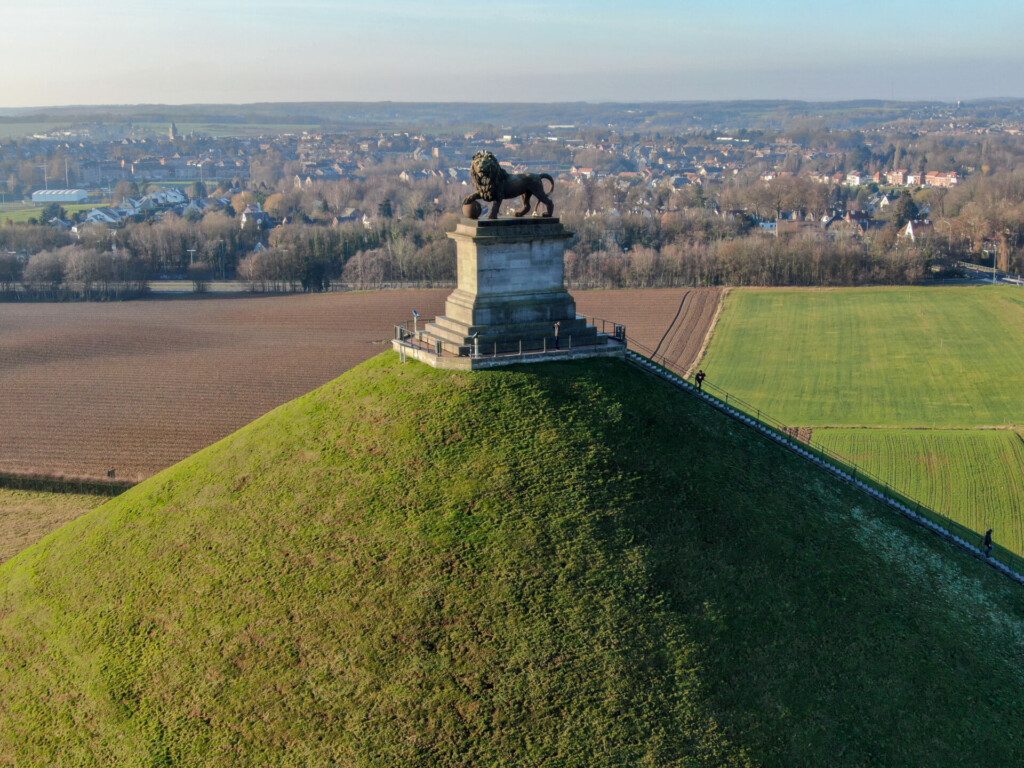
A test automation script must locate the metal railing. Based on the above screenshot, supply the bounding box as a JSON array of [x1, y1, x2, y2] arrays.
[[622, 334, 1024, 585], [394, 317, 626, 362], [955, 260, 1024, 285]]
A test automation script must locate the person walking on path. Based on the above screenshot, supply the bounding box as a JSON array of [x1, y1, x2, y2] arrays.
[[553, 321, 561, 350], [695, 369, 706, 391], [983, 528, 994, 558]]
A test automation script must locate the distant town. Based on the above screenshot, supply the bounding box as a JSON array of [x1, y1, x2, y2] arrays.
[[2, 100, 1023, 298]]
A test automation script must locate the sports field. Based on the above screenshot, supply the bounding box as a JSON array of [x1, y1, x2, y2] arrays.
[[0, 203, 93, 223], [700, 285, 1024, 555]]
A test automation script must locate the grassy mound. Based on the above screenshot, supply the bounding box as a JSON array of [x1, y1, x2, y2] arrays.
[[1, 352, 1022, 767]]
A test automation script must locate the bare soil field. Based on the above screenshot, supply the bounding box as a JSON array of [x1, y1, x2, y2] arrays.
[[0, 288, 722, 481], [576, 287, 723, 370], [0, 290, 447, 481]]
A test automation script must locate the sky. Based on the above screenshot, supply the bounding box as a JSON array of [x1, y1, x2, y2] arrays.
[[3, 0, 1023, 107]]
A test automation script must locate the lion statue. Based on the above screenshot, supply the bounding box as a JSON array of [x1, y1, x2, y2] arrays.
[[463, 151, 555, 219]]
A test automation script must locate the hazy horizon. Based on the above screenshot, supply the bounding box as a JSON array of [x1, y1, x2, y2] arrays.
[[4, 0, 1023, 108], [3, 96, 1023, 112]]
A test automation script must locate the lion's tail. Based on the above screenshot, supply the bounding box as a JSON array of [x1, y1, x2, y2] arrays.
[[540, 173, 555, 193]]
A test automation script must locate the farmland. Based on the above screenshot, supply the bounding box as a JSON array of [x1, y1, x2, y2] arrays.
[[699, 285, 1024, 556], [0, 289, 444, 481], [0, 287, 719, 483], [594, 287, 724, 375], [699, 286, 1024, 428], [574, 286, 723, 373], [815, 429, 1024, 557]]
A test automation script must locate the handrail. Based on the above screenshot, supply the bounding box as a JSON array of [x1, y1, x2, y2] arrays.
[[623, 334, 1024, 585], [394, 322, 625, 361]]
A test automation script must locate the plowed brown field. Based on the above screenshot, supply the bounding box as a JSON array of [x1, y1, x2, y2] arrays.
[[0, 288, 722, 480], [579, 287, 723, 373]]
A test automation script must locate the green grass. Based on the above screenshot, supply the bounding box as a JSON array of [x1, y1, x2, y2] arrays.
[[701, 286, 1024, 428], [0, 352, 1022, 766], [0, 203, 93, 224], [0, 487, 106, 563], [0, 122, 71, 139], [814, 428, 1024, 556]]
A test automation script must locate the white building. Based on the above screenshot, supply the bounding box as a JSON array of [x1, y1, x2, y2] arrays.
[[31, 189, 89, 204]]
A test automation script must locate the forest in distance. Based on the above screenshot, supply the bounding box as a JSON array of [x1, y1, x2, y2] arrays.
[[4, 98, 1024, 132]]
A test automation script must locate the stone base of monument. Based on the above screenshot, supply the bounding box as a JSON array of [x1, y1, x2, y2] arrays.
[[393, 217, 625, 370]]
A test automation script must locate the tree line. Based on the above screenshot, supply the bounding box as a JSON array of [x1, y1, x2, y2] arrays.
[[5, 164, 1024, 300], [0, 246, 149, 300]]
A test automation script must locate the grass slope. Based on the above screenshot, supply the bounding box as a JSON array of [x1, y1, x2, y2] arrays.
[[0, 487, 105, 563], [700, 286, 1024, 428], [1, 352, 1022, 766]]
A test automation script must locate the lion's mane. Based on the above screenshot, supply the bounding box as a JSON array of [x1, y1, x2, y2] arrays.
[[470, 151, 509, 202]]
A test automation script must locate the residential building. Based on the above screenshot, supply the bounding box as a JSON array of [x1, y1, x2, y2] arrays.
[[885, 169, 908, 186], [240, 203, 272, 230], [924, 171, 960, 188], [899, 220, 934, 243]]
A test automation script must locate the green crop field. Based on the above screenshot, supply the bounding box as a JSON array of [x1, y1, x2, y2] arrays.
[[701, 286, 1024, 428], [0, 122, 70, 139], [700, 285, 1024, 556], [814, 428, 1024, 556]]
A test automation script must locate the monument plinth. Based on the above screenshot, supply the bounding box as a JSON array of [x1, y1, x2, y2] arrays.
[[394, 217, 624, 370], [426, 217, 596, 351]]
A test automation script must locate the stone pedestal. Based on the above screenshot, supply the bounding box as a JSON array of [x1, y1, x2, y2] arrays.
[[425, 218, 597, 354], [395, 217, 624, 369]]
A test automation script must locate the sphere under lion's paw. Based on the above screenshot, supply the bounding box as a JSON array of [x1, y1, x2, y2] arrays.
[[463, 200, 482, 219]]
